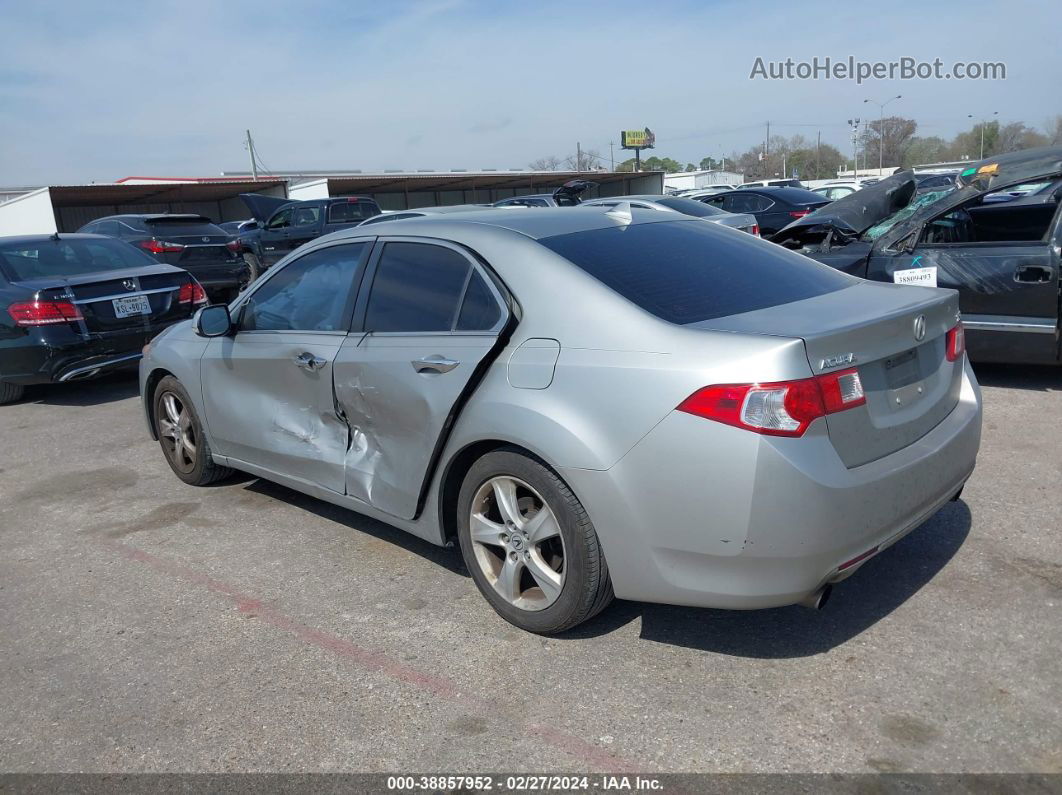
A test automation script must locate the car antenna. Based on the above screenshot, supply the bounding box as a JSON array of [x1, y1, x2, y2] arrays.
[[604, 201, 633, 225], [49, 232, 60, 241]]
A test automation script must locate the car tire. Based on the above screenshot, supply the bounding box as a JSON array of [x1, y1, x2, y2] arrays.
[[0, 381, 25, 405], [153, 375, 232, 487], [457, 448, 613, 634], [242, 252, 261, 283]]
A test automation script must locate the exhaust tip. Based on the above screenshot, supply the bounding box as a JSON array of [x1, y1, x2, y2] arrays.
[[798, 583, 833, 610]]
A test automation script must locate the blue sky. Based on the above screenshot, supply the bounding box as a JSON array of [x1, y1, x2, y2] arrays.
[[0, 0, 1058, 184]]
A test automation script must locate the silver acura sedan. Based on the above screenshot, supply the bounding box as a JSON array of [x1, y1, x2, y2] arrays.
[[140, 207, 982, 634]]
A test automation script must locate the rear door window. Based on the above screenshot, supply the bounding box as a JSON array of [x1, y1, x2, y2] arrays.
[[364, 242, 471, 332], [328, 201, 379, 223], [539, 221, 853, 324], [293, 206, 321, 227]]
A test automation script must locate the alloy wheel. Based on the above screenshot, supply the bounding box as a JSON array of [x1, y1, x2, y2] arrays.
[[158, 392, 197, 474], [469, 476, 566, 611]]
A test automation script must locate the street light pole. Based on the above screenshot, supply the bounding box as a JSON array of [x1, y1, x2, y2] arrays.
[[847, 118, 860, 178], [864, 95, 901, 172], [968, 111, 999, 160]]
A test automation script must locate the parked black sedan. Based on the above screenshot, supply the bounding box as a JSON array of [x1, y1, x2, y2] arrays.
[[0, 234, 206, 404], [697, 186, 830, 236], [770, 146, 1062, 365], [77, 214, 249, 301]]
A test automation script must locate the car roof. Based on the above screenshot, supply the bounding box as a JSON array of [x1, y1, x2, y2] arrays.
[[327, 206, 685, 241], [411, 204, 494, 214], [93, 213, 211, 222], [497, 194, 554, 200], [734, 186, 825, 200], [0, 233, 111, 245]]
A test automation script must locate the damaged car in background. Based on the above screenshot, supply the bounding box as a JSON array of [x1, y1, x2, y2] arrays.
[[771, 146, 1062, 366], [141, 208, 981, 634]]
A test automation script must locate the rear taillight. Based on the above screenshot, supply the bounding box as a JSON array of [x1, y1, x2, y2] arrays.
[[225, 239, 240, 253], [788, 209, 812, 219], [137, 239, 185, 254], [8, 300, 84, 326], [177, 281, 207, 306], [677, 368, 865, 437], [749, 224, 760, 237], [945, 322, 965, 362]]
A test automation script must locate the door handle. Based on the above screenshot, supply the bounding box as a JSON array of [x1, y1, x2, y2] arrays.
[[1014, 264, 1053, 283], [294, 351, 327, 371], [412, 355, 460, 374]]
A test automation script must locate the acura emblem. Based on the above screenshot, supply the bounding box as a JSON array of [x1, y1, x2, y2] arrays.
[[913, 315, 927, 341], [122, 279, 137, 291]]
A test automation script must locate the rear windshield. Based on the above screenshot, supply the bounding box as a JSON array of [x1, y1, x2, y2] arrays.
[[144, 218, 226, 236], [0, 237, 157, 281], [654, 197, 728, 217], [539, 220, 853, 324]]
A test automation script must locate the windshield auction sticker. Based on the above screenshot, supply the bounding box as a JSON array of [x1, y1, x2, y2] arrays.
[[894, 266, 938, 287]]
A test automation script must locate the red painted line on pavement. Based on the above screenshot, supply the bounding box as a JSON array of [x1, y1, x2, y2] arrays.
[[99, 537, 642, 773]]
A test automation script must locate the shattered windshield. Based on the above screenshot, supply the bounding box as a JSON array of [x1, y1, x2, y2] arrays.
[[863, 188, 957, 241]]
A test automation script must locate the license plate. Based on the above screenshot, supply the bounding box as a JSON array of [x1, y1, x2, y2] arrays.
[[112, 294, 151, 318]]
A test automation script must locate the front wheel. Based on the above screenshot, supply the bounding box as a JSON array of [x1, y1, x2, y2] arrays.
[[457, 449, 613, 634], [153, 376, 232, 486]]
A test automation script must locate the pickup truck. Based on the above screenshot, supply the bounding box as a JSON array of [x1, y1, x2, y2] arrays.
[[235, 193, 382, 279]]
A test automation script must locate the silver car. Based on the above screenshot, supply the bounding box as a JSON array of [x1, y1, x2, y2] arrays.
[[140, 208, 982, 633], [579, 195, 760, 235]]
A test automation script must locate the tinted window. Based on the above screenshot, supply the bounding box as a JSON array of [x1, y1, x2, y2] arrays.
[[328, 201, 380, 223], [293, 206, 321, 227], [365, 243, 471, 332], [266, 208, 293, 230], [0, 237, 156, 281], [655, 197, 728, 217], [144, 219, 226, 236], [539, 221, 853, 325], [240, 243, 366, 332], [456, 271, 502, 331]]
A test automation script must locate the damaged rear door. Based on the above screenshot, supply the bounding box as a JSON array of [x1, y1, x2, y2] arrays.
[[200, 241, 371, 492], [334, 238, 512, 520]]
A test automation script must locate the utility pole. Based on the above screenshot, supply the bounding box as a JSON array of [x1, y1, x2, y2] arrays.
[[847, 118, 860, 178], [864, 95, 902, 173], [576, 142, 582, 172], [816, 130, 821, 179], [609, 141, 615, 171], [968, 111, 998, 160], [764, 121, 770, 178], [245, 130, 258, 181]]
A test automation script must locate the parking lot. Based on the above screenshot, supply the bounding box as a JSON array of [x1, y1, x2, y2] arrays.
[[0, 364, 1059, 774]]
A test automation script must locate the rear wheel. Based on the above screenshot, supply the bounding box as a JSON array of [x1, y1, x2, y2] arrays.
[[242, 252, 262, 283], [0, 381, 25, 405], [153, 376, 232, 486], [457, 449, 613, 634]]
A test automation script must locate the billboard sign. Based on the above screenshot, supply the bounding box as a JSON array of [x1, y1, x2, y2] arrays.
[[621, 128, 656, 150]]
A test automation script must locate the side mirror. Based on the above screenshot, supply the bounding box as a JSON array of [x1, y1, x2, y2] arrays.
[[193, 305, 233, 337]]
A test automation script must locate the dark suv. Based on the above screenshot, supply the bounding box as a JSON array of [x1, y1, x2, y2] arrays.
[[236, 194, 383, 278], [77, 214, 248, 302]]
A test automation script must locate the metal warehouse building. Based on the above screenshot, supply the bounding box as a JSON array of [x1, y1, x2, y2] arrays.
[[0, 170, 663, 235]]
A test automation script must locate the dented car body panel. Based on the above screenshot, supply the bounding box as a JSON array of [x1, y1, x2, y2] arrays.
[[772, 147, 1062, 365], [142, 209, 982, 610]]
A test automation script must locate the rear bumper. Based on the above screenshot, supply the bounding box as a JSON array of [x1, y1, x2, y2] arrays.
[[0, 329, 154, 385], [560, 359, 983, 610], [182, 262, 250, 298]]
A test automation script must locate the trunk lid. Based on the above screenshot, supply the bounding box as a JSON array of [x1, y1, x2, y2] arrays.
[[143, 218, 238, 267], [16, 264, 196, 336], [691, 281, 963, 467]]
